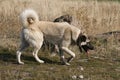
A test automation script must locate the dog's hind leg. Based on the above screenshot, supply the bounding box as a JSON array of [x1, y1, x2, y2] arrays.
[[16, 41, 29, 64], [32, 36, 44, 63], [16, 51, 24, 65], [32, 47, 44, 63]]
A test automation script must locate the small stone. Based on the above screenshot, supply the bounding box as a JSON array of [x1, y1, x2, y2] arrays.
[[79, 59, 88, 62], [80, 66, 84, 71], [50, 52, 57, 57], [72, 75, 77, 79], [79, 75, 84, 79]]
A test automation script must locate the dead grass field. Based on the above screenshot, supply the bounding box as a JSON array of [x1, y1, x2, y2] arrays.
[[0, 0, 120, 80]]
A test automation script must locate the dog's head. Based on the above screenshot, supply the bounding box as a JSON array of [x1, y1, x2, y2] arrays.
[[76, 34, 94, 53]]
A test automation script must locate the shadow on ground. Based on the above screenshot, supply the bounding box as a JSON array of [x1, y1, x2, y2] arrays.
[[0, 47, 61, 65]]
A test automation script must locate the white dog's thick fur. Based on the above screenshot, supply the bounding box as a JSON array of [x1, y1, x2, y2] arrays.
[[17, 9, 81, 65]]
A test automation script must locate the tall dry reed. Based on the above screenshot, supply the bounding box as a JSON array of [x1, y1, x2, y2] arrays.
[[0, 0, 120, 38], [0, 0, 120, 49]]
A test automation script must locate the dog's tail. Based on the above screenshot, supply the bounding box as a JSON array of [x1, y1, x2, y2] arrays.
[[20, 9, 39, 27]]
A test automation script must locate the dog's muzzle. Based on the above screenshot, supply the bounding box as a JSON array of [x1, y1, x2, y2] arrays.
[[78, 39, 94, 53], [81, 42, 94, 52], [76, 34, 94, 53]]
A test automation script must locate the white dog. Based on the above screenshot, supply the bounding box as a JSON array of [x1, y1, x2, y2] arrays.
[[16, 9, 94, 65]]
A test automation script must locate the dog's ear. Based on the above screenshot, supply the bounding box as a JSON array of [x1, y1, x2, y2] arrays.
[[76, 33, 88, 52], [76, 34, 84, 52], [76, 33, 82, 46]]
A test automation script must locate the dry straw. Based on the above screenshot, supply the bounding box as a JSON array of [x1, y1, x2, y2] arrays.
[[0, 0, 120, 48], [0, 0, 120, 38]]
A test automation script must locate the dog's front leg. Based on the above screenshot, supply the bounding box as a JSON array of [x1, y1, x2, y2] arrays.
[[32, 48, 44, 63], [61, 47, 75, 63], [59, 48, 70, 66]]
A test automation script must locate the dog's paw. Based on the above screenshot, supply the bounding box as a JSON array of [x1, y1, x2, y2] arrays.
[[61, 62, 70, 66], [66, 56, 73, 63], [18, 62, 24, 65], [65, 62, 70, 66], [39, 60, 44, 63]]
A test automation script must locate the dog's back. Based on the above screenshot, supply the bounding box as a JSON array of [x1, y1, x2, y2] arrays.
[[38, 21, 68, 34], [36, 21, 80, 44], [37, 21, 70, 44]]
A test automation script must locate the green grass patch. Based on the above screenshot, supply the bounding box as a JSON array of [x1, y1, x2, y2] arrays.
[[0, 47, 120, 80]]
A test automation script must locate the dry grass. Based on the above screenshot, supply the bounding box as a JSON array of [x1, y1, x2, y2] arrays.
[[0, 0, 120, 80], [0, 0, 120, 38]]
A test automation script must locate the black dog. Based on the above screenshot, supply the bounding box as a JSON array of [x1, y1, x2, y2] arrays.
[[54, 14, 72, 24]]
